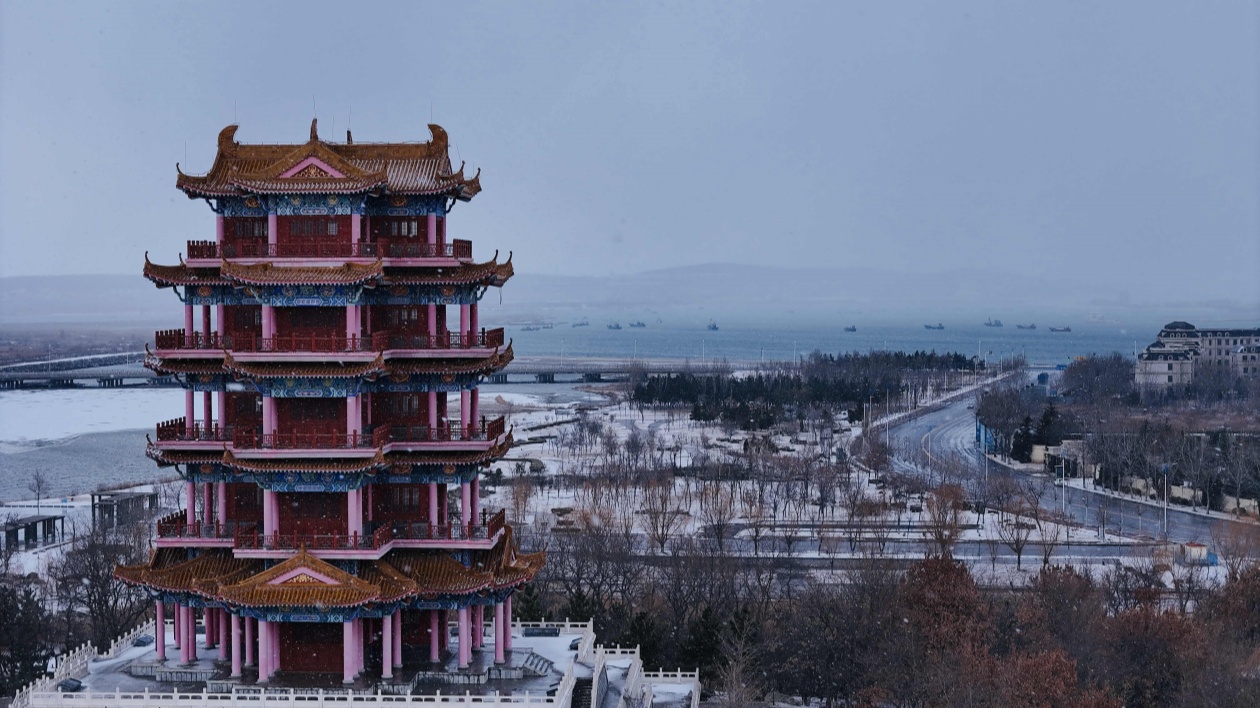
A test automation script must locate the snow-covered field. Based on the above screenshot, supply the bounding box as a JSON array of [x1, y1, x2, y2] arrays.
[[0, 388, 185, 452]]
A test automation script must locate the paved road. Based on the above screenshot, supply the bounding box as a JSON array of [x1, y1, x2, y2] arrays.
[[886, 398, 1241, 545]]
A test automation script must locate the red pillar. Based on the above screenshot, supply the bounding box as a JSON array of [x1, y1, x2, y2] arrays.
[[258, 619, 270, 682], [219, 609, 229, 659], [230, 614, 242, 677], [429, 610, 440, 662], [186, 481, 195, 526], [392, 610, 402, 668], [382, 613, 394, 680], [458, 607, 470, 668], [343, 620, 355, 684], [494, 602, 505, 664], [245, 617, 255, 667], [155, 600, 166, 662]]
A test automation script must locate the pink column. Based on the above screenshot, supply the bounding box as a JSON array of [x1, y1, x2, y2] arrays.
[[203, 485, 213, 526], [216, 304, 225, 337], [215, 215, 224, 244], [458, 607, 470, 668], [184, 305, 194, 340], [504, 595, 513, 651], [366, 484, 374, 523], [460, 390, 470, 438], [217, 481, 227, 526], [428, 482, 439, 525], [470, 388, 479, 428], [231, 614, 242, 677], [392, 610, 402, 668], [258, 619, 270, 681], [429, 610, 440, 662], [261, 305, 276, 339], [428, 391, 438, 430], [471, 478, 480, 522], [351, 214, 362, 245], [461, 483, 472, 529], [470, 303, 478, 342], [245, 617, 255, 666], [271, 622, 280, 674], [219, 609, 229, 659], [346, 396, 362, 440], [494, 602, 505, 664], [460, 304, 470, 347], [267, 213, 278, 248], [427, 305, 438, 340], [186, 481, 196, 526], [187, 606, 198, 662], [343, 621, 355, 684], [474, 605, 484, 648], [203, 391, 213, 430], [382, 613, 393, 680], [426, 214, 437, 248], [156, 601, 167, 662], [177, 605, 187, 664], [263, 490, 276, 537], [204, 608, 214, 648], [202, 305, 211, 340], [262, 396, 276, 435], [346, 305, 358, 344], [347, 489, 362, 539], [216, 391, 226, 431], [173, 601, 182, 648], [439, 485, 448, 525], [185, 390, 195, 436]]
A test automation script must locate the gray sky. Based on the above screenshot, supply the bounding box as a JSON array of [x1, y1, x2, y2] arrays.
[[2, 0, 1257, 308]]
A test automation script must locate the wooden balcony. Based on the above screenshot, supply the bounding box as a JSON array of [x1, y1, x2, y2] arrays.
[[155, 418, 232, 443], [371, 416, 507, 446], [233, 510, 506, 551], [157, 519, 255, 540], [155, 327, 504, 355], [186, 239, 472, 260], [154, 330, 225, 351], [232, 427, 375, 451]]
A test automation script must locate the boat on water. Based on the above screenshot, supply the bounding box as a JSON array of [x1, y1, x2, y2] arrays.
[[607, 322, 622, 330], [629, 321, 646, 328], [1049, 326, 1072, 333], [520, 325, 541, 332], [707, 320, 719, 331], [984, 318, 1004, 327], [844, 325, 857, 332], [924, 323, 945, 330], [1016, 324, 1036, 330], [571, 319, 589, 328]]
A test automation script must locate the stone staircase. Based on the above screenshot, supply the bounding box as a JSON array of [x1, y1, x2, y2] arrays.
[[571, 678, 594, 708]]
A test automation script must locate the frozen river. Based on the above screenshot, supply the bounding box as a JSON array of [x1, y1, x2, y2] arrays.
[[0, 384, 606, 503]]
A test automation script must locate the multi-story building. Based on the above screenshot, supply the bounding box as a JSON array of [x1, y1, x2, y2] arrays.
[[1135, 320, 1260, 388], [116, 121, 539, 686]]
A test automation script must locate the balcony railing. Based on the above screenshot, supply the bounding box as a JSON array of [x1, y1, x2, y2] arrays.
[[156, 327, 505, 354], [371, 416, 506, 446], [154, 329, 224, 350], [232, 428, 375, 451], [157, 520, 254, 540], [187, 239, 472, 260], [155, 418, 233, 443], [372, 328, 505, 351], [232, 334, 376, 353], [234, 525, 388, 551]]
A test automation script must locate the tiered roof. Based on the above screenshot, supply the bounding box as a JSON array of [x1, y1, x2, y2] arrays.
[[143, 254, 512, 289], [116, 541, 543, 610], [176, 122, 481, 201]]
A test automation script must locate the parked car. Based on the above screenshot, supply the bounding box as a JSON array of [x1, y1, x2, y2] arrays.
[[57, 678, 83, 693]]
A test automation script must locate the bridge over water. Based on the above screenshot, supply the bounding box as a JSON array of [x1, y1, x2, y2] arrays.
[[0, 352, 757, 388]]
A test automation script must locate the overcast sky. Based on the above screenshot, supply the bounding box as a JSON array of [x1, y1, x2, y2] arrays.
[[2, 0, 1257, 308]]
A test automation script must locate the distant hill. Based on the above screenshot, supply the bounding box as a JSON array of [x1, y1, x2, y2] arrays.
[[2, 265, 1250, 329]]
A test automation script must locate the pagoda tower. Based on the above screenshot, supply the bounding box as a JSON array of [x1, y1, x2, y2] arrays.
[[117, 121, 541, 686]]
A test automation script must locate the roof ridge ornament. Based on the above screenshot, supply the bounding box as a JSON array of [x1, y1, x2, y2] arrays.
[[310, 118, 319, 141]]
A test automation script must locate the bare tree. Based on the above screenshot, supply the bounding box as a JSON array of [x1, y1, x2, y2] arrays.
[[28, 470, 49, 515], [698, 481, 738, 552], [640, 477, 685, 553], [998, 508, 1035, 571], [924, 484, 966, 558]]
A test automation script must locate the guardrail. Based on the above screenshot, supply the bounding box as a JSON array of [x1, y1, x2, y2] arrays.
[[186, 239, 472, 261]]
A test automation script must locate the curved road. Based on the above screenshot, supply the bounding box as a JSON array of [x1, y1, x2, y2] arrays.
[[886, 398, 1238, 545]]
